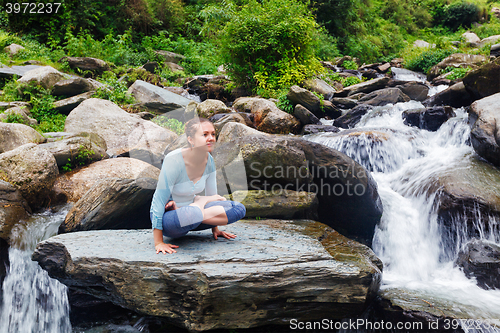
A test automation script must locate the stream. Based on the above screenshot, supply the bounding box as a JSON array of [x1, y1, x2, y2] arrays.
[[2, 71, 500, 332]]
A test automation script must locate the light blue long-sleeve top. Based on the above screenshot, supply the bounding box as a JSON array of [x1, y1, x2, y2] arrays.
[[150, 148, 217, 230]]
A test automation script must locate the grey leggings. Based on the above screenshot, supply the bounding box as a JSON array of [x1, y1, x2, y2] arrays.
[[159, 200, 246, 238]]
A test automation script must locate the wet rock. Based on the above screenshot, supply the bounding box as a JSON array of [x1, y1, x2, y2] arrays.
[[195, 99, 231, 119], [456, 239, 500, 290], [330, 97, 358, 109], [4, 43, 25, 56], [51, 78, 95, 97], [17, 66, 67, 89], [141, 61, 159, 74], [422, 82, 472, 108], [226, 190, 318, 219], [286, 85, 322, 117], [61, 177, 156, 233], [402, 106, 456, 131], [128, 80, 192, 115], [50, 157, 159, 203], [358, 88, 410, 106], [233, 97, 300, 134], [293, 104, 321, 125], [469, 92, 500, 166], [300, 124, 340, 135], [60, 57, 109, 75], [334, 104, 373, 129], [65, 98, 177, 165], [215, 122, 383, 245], [490, 43, 500, 58], [0, 180, 31, 242], [0, 237, 8, 291], [334, 77, 390, 98], [390, 67, 426, 83], [322, 100, 342, 119], [38, 132, 108, 169], [33, 219, 382, 331], [463, 57, 500, 100], [302, 78, 336, 100], [428, 53, 487, 81], [0, 143, 58, 209], [394, 82, 429, 101], [53, 91, 94, 115]]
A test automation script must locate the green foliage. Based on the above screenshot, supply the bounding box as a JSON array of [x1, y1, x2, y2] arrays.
[[440, 65, 472, 79], [2, 112, 26, 124], [342, 60, 359, 70], [276, 90, 294, 113], [325, 72, 362, 87], [34, 113, 66, 133], [151, 117, 186, 135], [62, 145, 96, 172], [404, 48, 453, 73], [215, 0, 324, 95], [312, 27, 341, 61], [442, 2, 480, 31], [93, 72, 136, 105]]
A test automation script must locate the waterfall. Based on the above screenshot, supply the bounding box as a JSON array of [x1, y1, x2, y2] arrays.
[[0, 205, 72, 333], [307, 101, 500, 323]]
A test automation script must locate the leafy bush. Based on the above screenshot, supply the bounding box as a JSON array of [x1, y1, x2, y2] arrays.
[[93, 72, 136, 105], [440, 66, 472, 79], [325, 72, 362, 87], [215, 0, 324, 95], [342, 60, 358, 70], [404, 48, 453, 73], [62, 145, 96, 172], [442, 2, 479, 31], [2, 112, 26, 124], [276, 90, 294, 113], [151, 117, 185, 135]]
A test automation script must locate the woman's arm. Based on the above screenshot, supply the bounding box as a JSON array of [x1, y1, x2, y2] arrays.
[[154, 228, 179, 254]]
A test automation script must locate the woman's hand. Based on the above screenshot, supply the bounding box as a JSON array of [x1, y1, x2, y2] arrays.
[[165, 200, 178, 211], [212, 226, 236, 240], [155, 242, 179, 254]]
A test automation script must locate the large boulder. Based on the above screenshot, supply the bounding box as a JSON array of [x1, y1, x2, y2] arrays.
[[33, 219, 382, 331], [53, 91, 94, 115], [333, 105, 373, 129], [4, 43, 25, 56], [335, 77, 390, 98], [212, 113, 248, 137], [302, 78, 336, 100], [154, 50, 185, 64], [60, 177, 156, 233], [286, 85, 322, 117], [428, 53, 487, 80], [0, 65, 42, 80], [293, 104, 321, 125], [463, 57, 500, 100], [0, 143, 58, 209], [358, 88, 410, 106], [468, 93, 500, 166], [51, 78, 95, 97], [61, 57, 109, 75], [50, 157, 159, 203], [128, 80, 192, 115], [0, 123, 45, 153], [65, 98, 177, 165], [233, 97, 300, 134], [402, 106, 456, 132], [226, 190, 318, 219], [456, 239, 500, 290], [422, 82, 472, 108], [195, 99, 231, 118], [0, 180, 31, 242], [0, 106, 37, 126], [393, 82, 429, 101], [17, 66, 67, 89], [38, 132, 108, 169], [462, 31, 481, 45], [214, 123, 383, 244]]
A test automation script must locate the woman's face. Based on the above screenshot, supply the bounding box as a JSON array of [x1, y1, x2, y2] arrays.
[[188, 122, 216, 152]]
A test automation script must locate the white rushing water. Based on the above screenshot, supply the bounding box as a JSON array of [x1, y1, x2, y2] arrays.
[[307, 101, 500, 324], [0, 204, 72, 333]]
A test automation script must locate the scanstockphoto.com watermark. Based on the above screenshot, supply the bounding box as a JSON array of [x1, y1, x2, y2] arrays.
[[248, 161, 368, 197], [289, 318, 495, 331]]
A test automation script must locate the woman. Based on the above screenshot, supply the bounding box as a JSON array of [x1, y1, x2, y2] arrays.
[[150, 117, 246, 254]]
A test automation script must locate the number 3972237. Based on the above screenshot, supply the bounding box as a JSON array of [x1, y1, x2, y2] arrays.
[[4, 3, 61, 14]]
